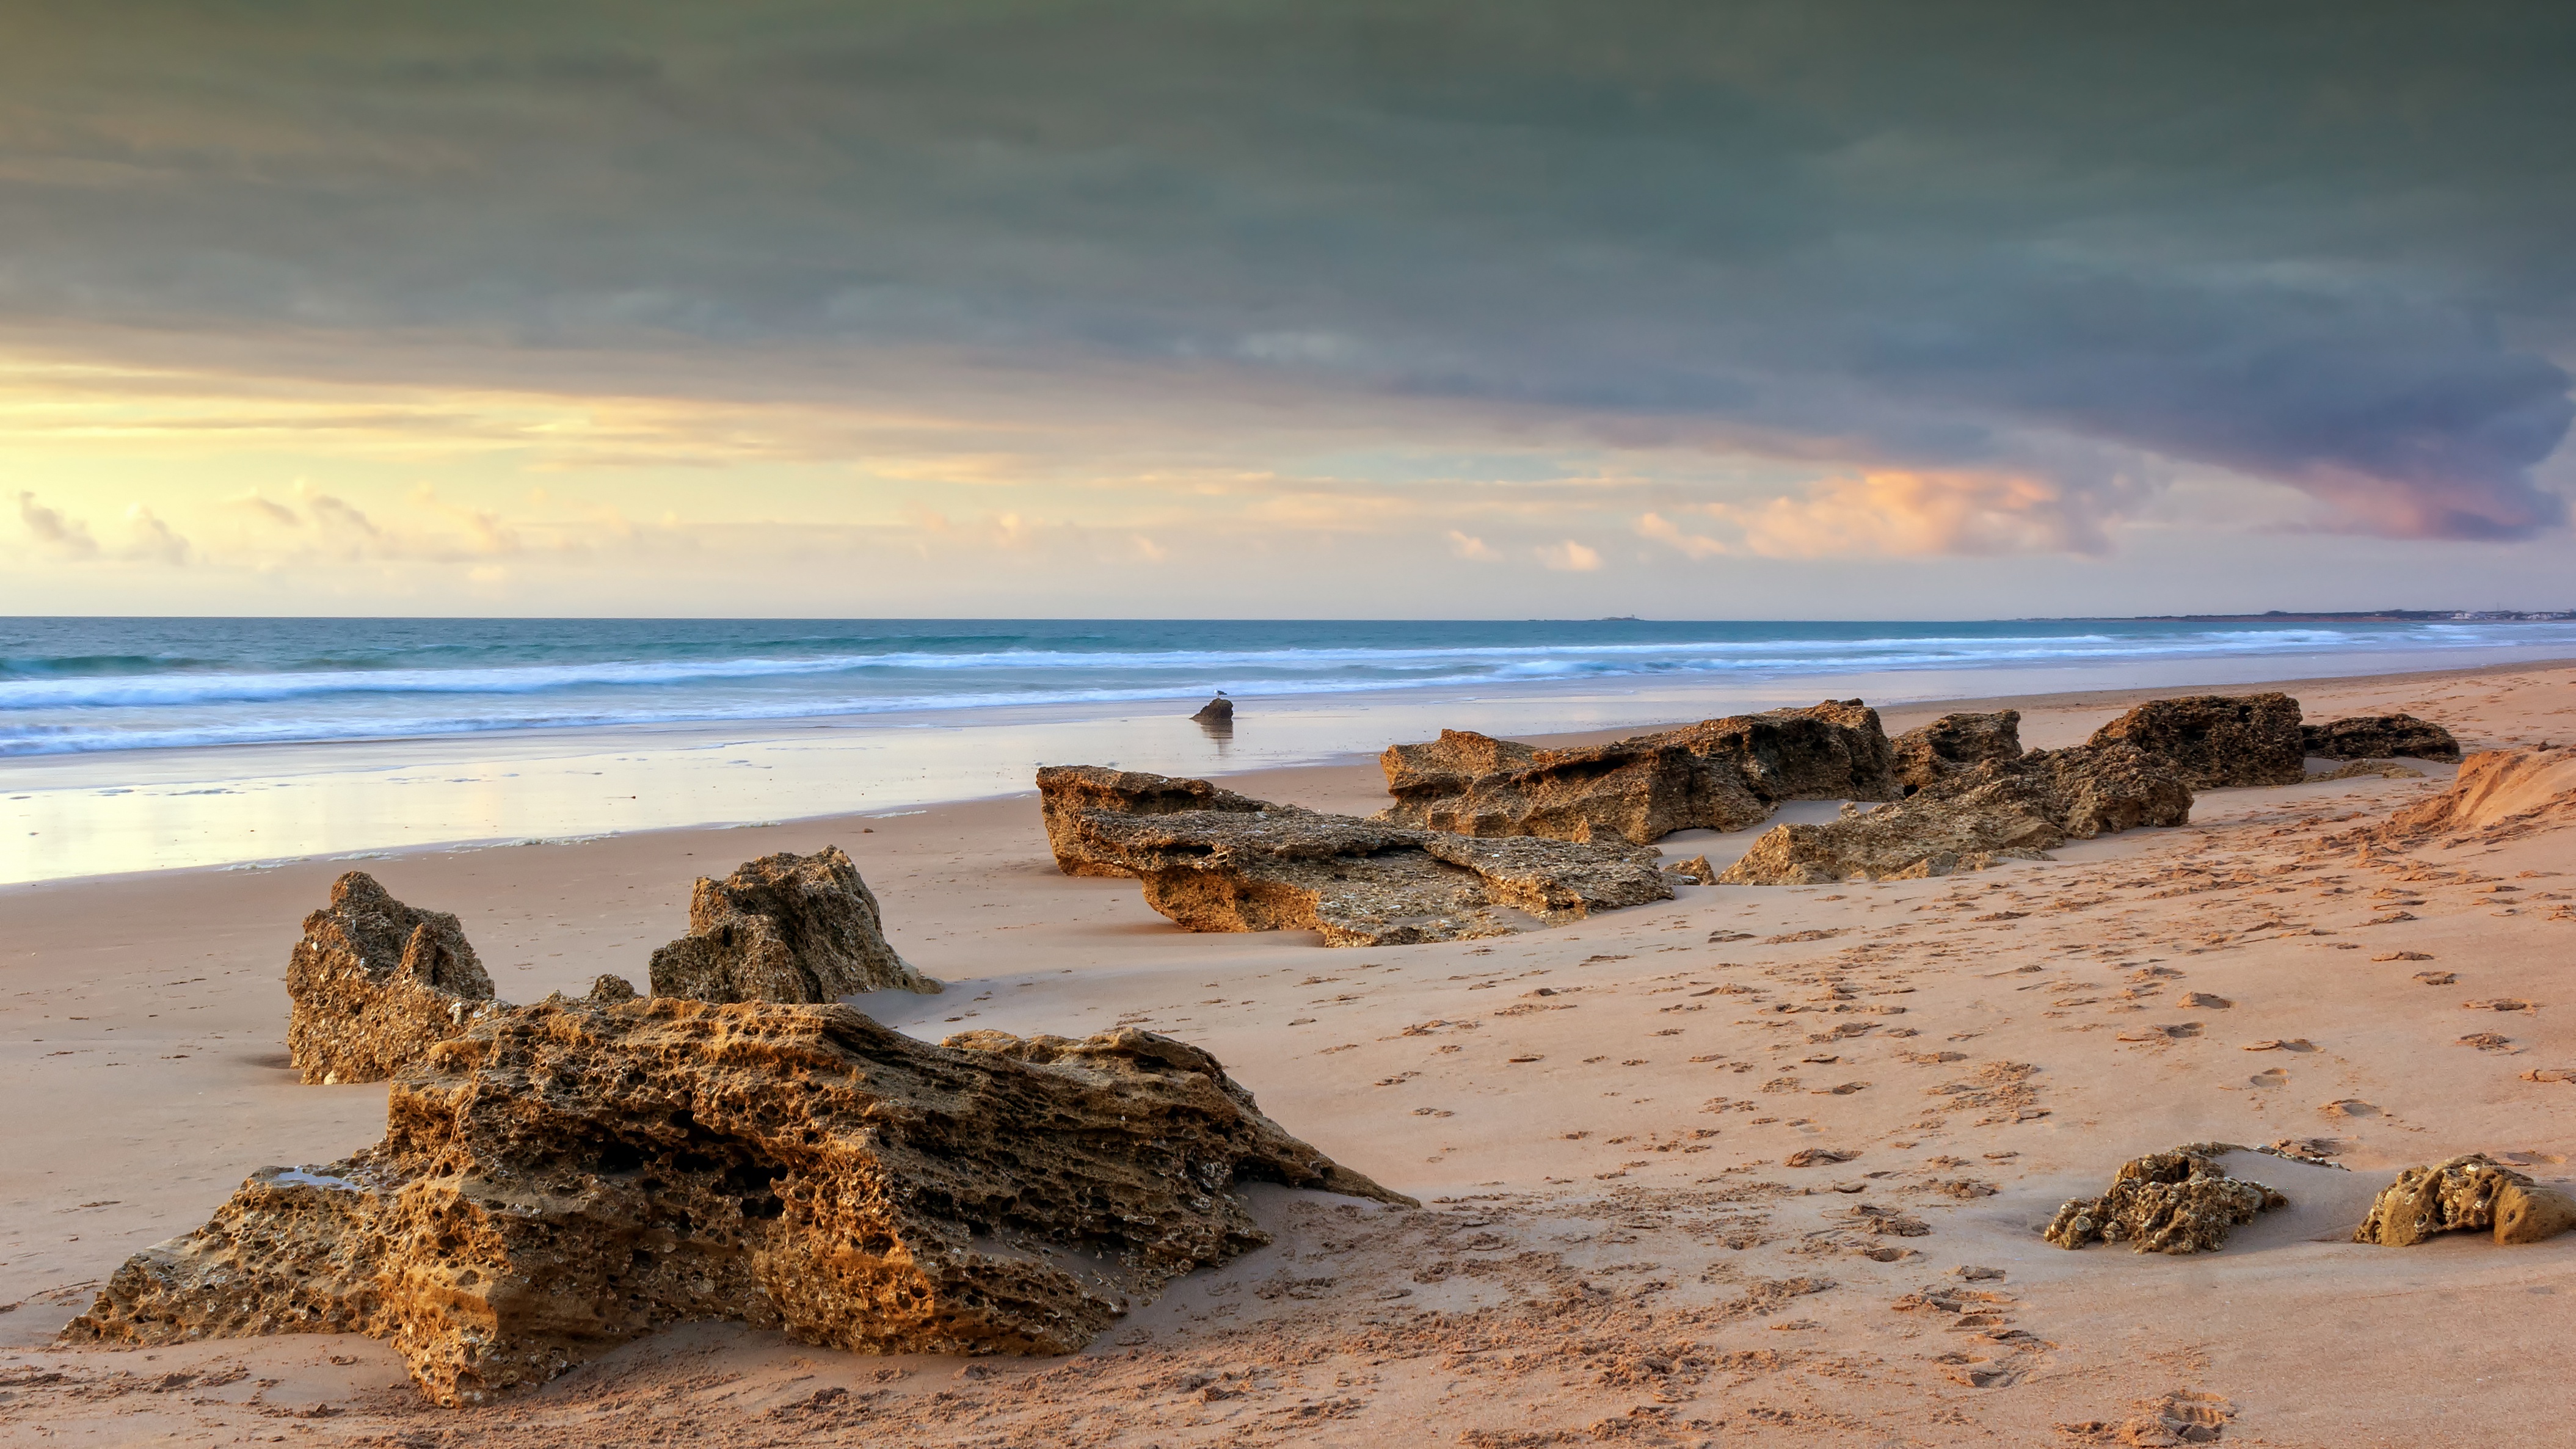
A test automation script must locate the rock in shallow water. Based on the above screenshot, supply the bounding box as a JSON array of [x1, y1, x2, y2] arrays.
[[286, 871, 501, 1086], [647, 846, 939, 1002], [2044, 1144, 2287, 1254], [60, 998, 1409, 1404]]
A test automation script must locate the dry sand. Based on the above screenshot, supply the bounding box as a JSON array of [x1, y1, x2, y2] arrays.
[[4, 664, 2575, 1446]]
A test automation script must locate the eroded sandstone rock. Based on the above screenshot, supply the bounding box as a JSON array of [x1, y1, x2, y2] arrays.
[[1718, 743, 2190, 884], [1374, 700, 1901, 845], [2086, 693, 2305, 788], [2373, 747, 2576, 845], [2354, 1154, 2576, 1246], [647, 847, 937, 1003], [2301, 713, 2461, 762], [1055, 797, 1672, 946], [60, 999, 1410, 1404], [286, 872, 501, 1086], [2044, 1144, 2287, 1254], [1036, 764, 1273, 876], [1891, 710, 2023, 794]]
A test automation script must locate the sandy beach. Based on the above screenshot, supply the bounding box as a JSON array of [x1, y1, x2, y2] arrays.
[[4, 659, 2574, 1447]]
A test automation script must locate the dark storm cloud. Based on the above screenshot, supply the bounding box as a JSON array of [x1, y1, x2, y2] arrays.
[[1, 0, 2570, 538]]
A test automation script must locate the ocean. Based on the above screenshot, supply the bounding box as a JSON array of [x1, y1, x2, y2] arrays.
[[9, 616, 2575, 758], [6, 616, 2572, 884]]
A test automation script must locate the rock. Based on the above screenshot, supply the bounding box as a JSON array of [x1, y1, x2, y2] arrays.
[[1053, 796, 1672, 946], [1190, 694, 1234, 724], [647, 848, 938, 1003], [1374, 700, 1901, 845], [1891, 710, 2024, 794], [586, 975, 638, 1003], [2301, 713, 2461, 762], [59, 998, 1411, 1404], [286, 872, 501, 1087], [1036, 764, 1273, 877], [2043, 1143, 2287, 1254], [1717, 743, 2191, 884], [1663, 854, 1716, 885], [2354, 1154, 2576, 1246], [2085, 693, 2305, 788]]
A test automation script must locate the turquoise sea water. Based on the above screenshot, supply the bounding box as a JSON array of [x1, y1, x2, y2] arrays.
[[9, 616, 2575, 758]]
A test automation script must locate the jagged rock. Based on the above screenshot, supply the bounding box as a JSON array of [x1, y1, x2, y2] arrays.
[[586, 975, 638, 1003], [647, 848, 937, 1003], [2043, 1143, 2287, 1254], [60, 999, 1410, 1404], [1891, 710, 2023, 794], [2302, 713, 2461, 761], [286, 873, 501, 1087], [2354, 1154, 2576, 1246], [1190, 694, 1234, 725], [1718, 743, 2191, 884], [1054, 797, 1672, 946], [1663, 854, 1716, 885], [2087, 693, 2305, 788], [1036, 764, 1273, 876], [1375, 700, 1901, 844]]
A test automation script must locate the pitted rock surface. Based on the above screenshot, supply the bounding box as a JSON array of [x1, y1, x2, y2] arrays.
[[2355, 1154, 2576, 1246], [1055, 796, 1672, 946], [1891, 710, 2025, 794], [1718, 742, 2191, 884], [647, 846, 937, 1003], [1375, 700, 1901, 845], [60, 999, 1410, 1404], [286, 871, 500, 1086], [2043, 1143, 2287, 1254], [2086, 692, 2305, 788], [1036, 764, 1274, 876], [2301, 713, 2461, 762]]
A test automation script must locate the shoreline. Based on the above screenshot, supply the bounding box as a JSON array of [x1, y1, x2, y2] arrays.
[[9, 652, 2567, 895]]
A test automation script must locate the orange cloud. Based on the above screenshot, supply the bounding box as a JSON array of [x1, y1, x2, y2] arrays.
[[1686, 470, 2111, 558]]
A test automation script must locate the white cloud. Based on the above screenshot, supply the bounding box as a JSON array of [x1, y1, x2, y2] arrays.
[[1635, 510, 1730, 560], [1536, 539, 1601, 572], [16, 492, 98, 557], [1446, 528, 1499, 561]]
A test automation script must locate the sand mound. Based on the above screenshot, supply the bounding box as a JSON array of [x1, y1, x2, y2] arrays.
[[2379, 747, 2576, 843]]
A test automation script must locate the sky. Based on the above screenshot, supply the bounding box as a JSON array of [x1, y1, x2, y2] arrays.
[[2, 1, 2572, 618]]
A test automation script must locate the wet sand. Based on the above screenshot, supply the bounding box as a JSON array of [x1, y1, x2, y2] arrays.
[[3, 661, 2574, 1446]]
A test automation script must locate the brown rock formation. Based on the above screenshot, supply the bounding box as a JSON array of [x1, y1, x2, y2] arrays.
[[1036, 764, 1273, 876], [1375, 700, 1901, 845], [1891, 710, 2023, 794], [1054, 799, 1672, 946], [647, 848, 938, 1003], [286, 872, 501, 1086], [1189, 693, 1234, 725], [60, 998, 1410, 1404], [2354, 1154, 2576, 1246], [2086, 692, 2305, 788], [2043, 1144, 2287, 1254], [1718, 743, 2191, 884], [2301, 713, 2461, 761]]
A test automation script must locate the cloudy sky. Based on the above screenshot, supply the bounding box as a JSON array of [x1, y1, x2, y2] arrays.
[[4, 1, 2571, 616]]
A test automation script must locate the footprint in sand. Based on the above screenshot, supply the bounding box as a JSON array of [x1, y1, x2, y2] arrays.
[[2249, 1067, 2288, 1088], [2243, 1038, 2315, 1052], [2319, 1099, 2379, 1118], [2181, 992, 2234, 1009], [2414, 971, 2459, 985], [2459, 1033, 2515, 1052]]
